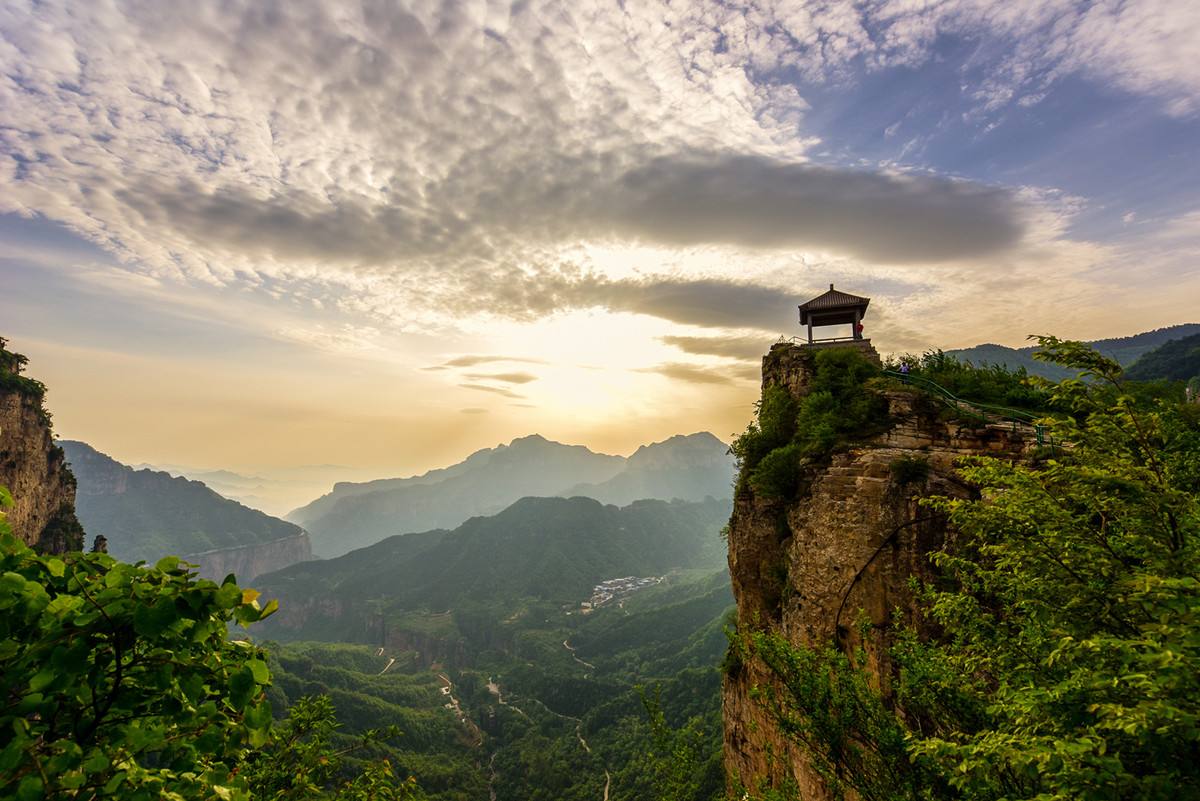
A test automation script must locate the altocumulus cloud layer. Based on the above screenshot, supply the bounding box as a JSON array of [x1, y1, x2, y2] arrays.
[[1, 0, 1198, 331]]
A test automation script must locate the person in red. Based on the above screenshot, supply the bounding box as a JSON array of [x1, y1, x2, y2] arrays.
[[855, 322, 865, 338]]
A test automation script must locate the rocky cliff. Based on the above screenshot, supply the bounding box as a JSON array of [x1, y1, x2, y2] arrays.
[[182, 532, 314, 583], [722, 342, 1033, 799], [0, 340, 84, 553]]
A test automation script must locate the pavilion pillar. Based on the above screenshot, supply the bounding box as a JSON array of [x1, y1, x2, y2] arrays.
[[807, 319, 814, 344], [853, 307, 862, 340]]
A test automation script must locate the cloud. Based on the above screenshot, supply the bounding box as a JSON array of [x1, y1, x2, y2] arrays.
[[459, 383, 524, 399], [637, 362, 760, 386], [0, 0, 1055, 331], [594, 155, 1024, 263], [463, 372, 538, 384], [459, 408, 488, 415], [0, 0, 1194, 349], [425, 355, 547, 370], [660, 334, 773, 361], [115, 153, 1025, 270]]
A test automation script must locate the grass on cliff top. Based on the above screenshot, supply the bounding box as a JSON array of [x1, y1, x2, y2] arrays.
[[731, 348, 890, 500]]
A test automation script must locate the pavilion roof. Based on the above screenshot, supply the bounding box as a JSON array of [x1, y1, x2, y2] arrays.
[[798, 285, 870, 313]]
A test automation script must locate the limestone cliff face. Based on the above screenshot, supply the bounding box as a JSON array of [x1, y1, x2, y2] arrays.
[[182, 532, 313, 583], [722, 342, 1032, 799], [0, 388, 84, 553]]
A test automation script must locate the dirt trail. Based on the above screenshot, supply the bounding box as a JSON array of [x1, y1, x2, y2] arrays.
[[438, 673, 484, 745], [562, 639, 596, 670], [487, 677, 532, 721]]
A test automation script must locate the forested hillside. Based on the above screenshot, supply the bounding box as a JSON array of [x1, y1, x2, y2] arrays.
[[256, 495, 729, 642], [1124, 331, 1200, 381], [258, 568, 733, 801]]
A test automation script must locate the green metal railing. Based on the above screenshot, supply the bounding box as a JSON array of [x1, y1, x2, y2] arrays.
[[882, 370, 1053, 446]]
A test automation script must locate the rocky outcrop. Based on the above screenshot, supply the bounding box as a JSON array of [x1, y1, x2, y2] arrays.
[[0, 355, 84, 553], [722, 342, 1033, 799], [183, 532, 313, 583], [383, 622, 468, 670]]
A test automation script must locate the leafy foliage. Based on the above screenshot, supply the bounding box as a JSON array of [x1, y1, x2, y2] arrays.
[[905, 336, 1200, 800], [241, 694, 422, 801], [642, 688, 725, 801], [746, 631, 941, 801], [0, 499, 277, 799], [0, 488, 425, 800]]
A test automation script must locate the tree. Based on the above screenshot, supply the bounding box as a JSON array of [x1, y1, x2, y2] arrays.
[[905, 337, 1200, 800], [241, 694, 420, 801], [0, 484, 278, 799], [0, 486, 421, 800]]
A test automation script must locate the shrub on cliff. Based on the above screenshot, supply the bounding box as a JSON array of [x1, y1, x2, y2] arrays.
[[732, 348, 888, 499], [886, 349, 1050, 411]]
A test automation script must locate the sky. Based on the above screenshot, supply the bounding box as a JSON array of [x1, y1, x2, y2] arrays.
[[1, 0, 1199, 482]]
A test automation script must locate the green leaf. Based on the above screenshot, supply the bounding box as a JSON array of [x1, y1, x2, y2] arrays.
[[215, 582, 242, 610], [29, 668, 56, 692], [155, 555, 180, 573], [83, 750, 110, 773], [229, 666, 256, 710], [247, 658, 270, 686], [0, 571, 26, 594], [244, 698, 272, 748], [16, 775, 43, 801], [133, 598, 178, 637]]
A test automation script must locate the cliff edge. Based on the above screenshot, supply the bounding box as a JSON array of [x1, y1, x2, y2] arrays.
[[722, 341, 1033, 799], [0, 338, 84, 553]]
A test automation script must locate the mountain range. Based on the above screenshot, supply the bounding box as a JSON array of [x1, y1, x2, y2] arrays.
[[946, 323, 1200, 379], [288, 432, 735, 558]]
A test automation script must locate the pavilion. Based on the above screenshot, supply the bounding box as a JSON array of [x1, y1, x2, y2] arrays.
[[797, 284, 870, 345]]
